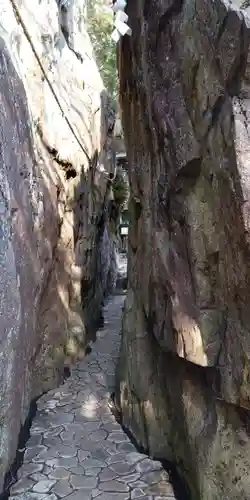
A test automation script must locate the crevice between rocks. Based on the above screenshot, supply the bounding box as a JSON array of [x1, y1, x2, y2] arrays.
[[0, 399, 38, 500], [108, 392, 191, 500], [0, 291, 111, 500], [36, 122, 78, 179], [0, 370, 72, 500], [0, 284, 125, 499]]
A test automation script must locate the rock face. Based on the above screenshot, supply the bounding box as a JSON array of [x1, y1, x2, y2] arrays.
[[116, 1, 250, 498], [0, 0, 116, 490]]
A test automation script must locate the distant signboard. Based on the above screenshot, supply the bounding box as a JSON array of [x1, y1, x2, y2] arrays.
[[121, 226, 128, 236]]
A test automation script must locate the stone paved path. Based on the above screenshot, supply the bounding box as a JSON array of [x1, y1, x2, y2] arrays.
[[10, 295, 176, 500]]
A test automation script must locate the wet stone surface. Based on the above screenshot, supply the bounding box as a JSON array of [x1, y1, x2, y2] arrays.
[[10, 295, 176, 500]]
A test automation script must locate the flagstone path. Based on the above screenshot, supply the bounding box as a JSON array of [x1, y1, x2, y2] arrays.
[[10, 295, 176, 500]]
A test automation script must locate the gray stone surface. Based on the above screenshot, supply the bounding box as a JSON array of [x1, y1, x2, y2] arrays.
[[116, 1, 250, 499], [10, 296, 176, 500], [0, 0, 118, 492], [0, 0, 117, 489]]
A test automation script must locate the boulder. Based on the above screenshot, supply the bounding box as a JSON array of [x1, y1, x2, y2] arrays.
[[116, 1, 250, 498], [0, 0, 115, 490]]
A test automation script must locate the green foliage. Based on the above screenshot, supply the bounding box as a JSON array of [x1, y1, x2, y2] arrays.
[[113, 169, 129, 210], [87, 0, 117, 98]]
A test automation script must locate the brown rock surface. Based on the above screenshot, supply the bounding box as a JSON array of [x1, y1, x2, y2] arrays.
[[0, 0, 116, 490], [116, 1, 250, 498]]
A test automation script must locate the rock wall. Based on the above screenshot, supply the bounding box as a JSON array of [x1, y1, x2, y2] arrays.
[[0, 0, 116, 490], [116, 1, 250, 499]]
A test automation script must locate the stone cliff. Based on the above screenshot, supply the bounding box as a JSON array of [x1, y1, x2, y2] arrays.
[[0, 0, 116, 489], [116, 1, 250, 499]]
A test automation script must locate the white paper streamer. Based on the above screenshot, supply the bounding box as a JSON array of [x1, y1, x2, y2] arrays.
[[111, 0, 127, 13], [111, 0, 131, 42]]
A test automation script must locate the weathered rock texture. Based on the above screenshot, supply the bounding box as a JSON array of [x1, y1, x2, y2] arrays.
[[116, 1, 250, 499], [0, 0, 116, 490]]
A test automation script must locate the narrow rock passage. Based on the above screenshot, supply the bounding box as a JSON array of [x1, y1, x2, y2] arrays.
[[10, 295, 176, 500]]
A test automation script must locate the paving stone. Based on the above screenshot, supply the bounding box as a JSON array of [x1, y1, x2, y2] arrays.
[[84, 468, 102, 476], [118, 473, 141, 484], [60, 437, 76, 446], [53, 445, 78, 458], [91, 488, 100, 498], [65, 490, 93, 500], [101, 422, 120, 432], [60, 429, 85, 442], [79, 421, 101, 432], [130, 480, 148, 489], [33, 449, 59, 462], [48, 467, 71, 480], [90, 448, 109, 461], [99, 468, 117, 482], [81, 458, 104, 469], [117, 441, 136, 453], [32, 480, 56, 493], [40, 495, 58, 500], [99, 479, 129, 492], [26, 434, 43, 448], [38, 399, 58, 411], [110, 462, 135, 476], [99, 440, 117, 454], [89, 429, 108, 442], [146, 480, 175, 496], [51, 479, 73, 498], [10, 494, 47, 500], [43, 426, 64, 438], [78, 439, 101, 453], [24, 445, 48, 461], [10, 295, 177, 500], [141, 470, 169, 485], [93, 493, 130, 500], [70, 474, 98, 489], [131, 488, 146, 499], [31, 420, 50, 433], [61, 423, 85, 434], [126, 452, 148, 464], [46, 456, 78, 468], [60, 404, 81, 412], [39, 392, 60, 404], [100, 414, 115, 424], [106, 453, 128, 465], [43, 437, 62, 448], [42, 465, 54, 476], [18, 463, 43, 479], [30, 473, 49, 482], [136, 458, 163, 474], [77, 449, 91, 461], [154, 497, 176, 499], [48, 413, 74, 427], [11, 477, 35, 494], [69, 465, 86, 475], [130, 496, 153, 500]]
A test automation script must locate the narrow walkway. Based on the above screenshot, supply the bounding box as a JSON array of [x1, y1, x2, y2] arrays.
[[10, 295, 176, 500]]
